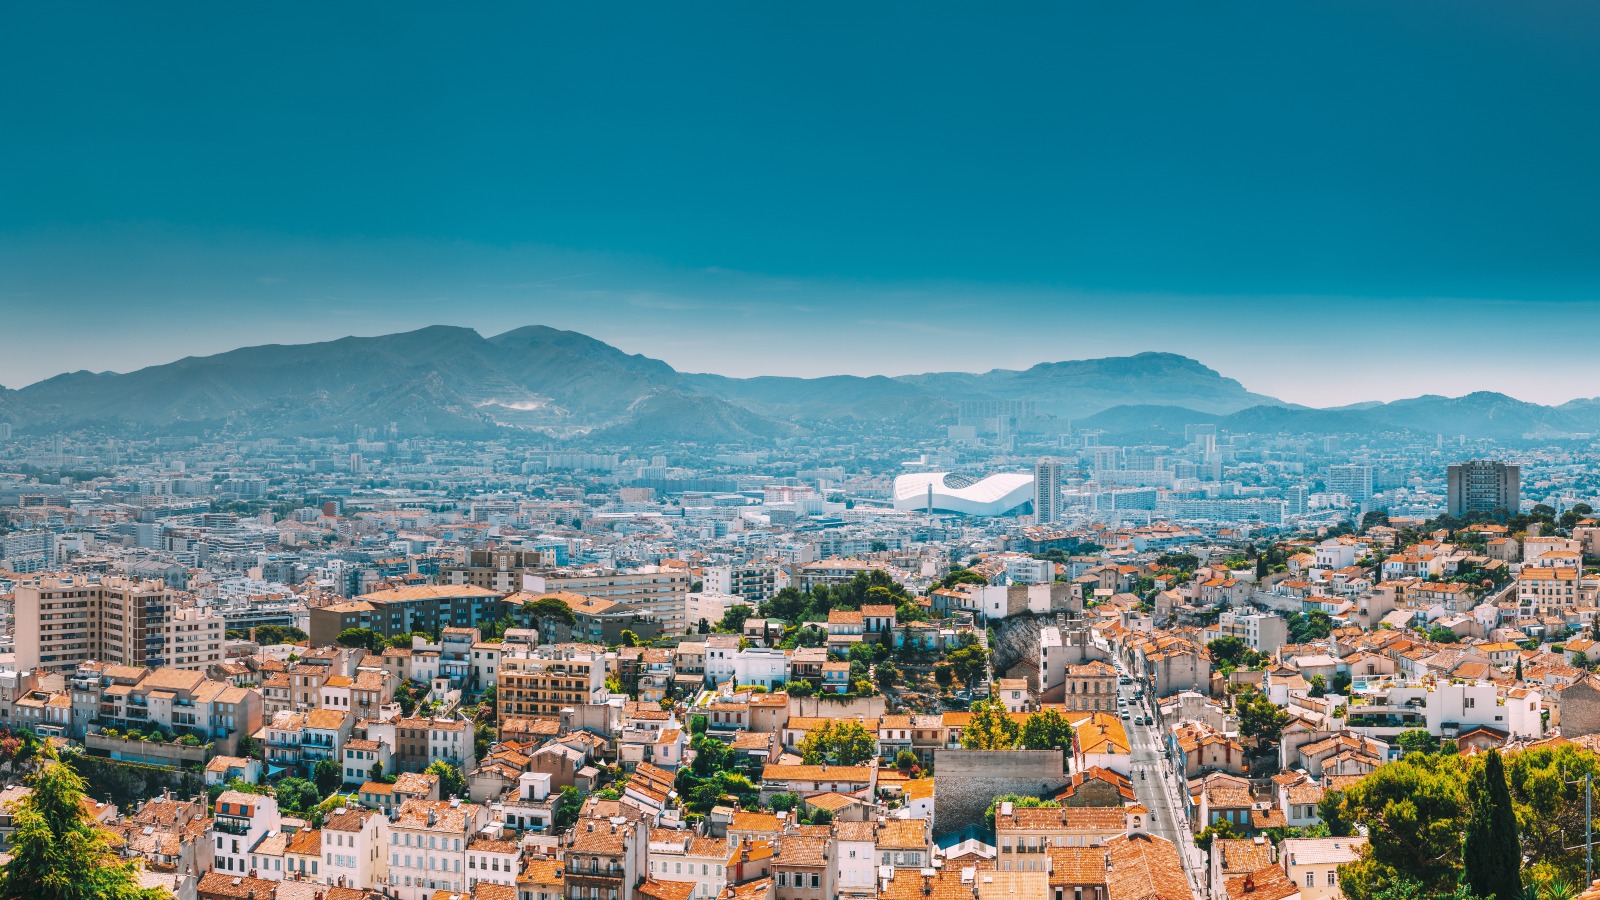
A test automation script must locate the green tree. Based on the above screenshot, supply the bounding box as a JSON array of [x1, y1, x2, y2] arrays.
[[1195, 819, 1238, 851], [618, 629, 640, 648], [253, 624, 308, 645], [1427, 625, 1460, 644], [783, 679, 815, 697], [946, 646, 988, 687], [718, 604, 753, 634], [798, 721, 877, 767], [1308, 674, 1329, 698], [895, 750, 919, 770], [335, 627, 383, 652], [933, 663, 955, 690], [1463, 750, 1521, 900], [1318, 789, 1353, 837], [553, 786, 583, 829], [960, 697, 1020, 751], [768, 792, 800, 813], [875, 662, 900, 691], [983, 793, 1058, 832], [525, 597, 578, 636], [0, 747, 168, 900], [1235, 688, 1290, 749], [313, 758, 342, 796], [1286, 611, 1334, 643], [274, 777, 322, 815], [1207, 636, 1248, 667], [940, 569, 989, 589], [1018, 708, 1074, 767], [426, 760, 465, 799], [1395, 729, 1440, 756], [1338, 753, 1470, 900]]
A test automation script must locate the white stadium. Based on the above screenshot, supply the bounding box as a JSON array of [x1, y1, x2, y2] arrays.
[[892, 471, 1035, 517]]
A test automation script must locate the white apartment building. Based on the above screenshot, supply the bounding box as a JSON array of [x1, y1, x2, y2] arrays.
[[322, 804, 388, 889], [733, 647, 789, 690], [522, 567, 690, 634], [386, 798, 490, 900], [212, 790, 282, 877]]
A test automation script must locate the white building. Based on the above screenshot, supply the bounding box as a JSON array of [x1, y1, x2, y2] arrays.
[[386, 798, 490, 900], [322, 803, 388, 890], [733, 647, 789, 690]]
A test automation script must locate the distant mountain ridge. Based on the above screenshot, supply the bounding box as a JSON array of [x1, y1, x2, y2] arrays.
[[0, 325, 1593, 443]]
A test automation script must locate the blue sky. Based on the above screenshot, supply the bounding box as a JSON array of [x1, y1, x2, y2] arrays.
[[3, 2, 1600, 405]]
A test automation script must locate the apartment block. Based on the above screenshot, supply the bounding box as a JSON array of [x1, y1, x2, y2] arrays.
[[496, 644, 608, 720], [14, 575, 225, 673], [522, 567, 690, 634], [308, 585, 507, 647]]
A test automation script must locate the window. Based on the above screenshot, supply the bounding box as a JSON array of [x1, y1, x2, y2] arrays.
[[1306, 873, 1315, 888]]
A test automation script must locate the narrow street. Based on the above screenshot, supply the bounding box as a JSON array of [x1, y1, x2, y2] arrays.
[[1117, 663, 1210, 898]]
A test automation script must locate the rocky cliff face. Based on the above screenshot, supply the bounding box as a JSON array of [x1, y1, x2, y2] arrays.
[[991, 614, 1044, 676]]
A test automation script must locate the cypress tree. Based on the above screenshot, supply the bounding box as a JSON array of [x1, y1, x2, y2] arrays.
[[1463, 749, 1522, 900]]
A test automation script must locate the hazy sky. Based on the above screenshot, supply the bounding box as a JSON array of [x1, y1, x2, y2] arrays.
[[4, 3, 1600, 406]]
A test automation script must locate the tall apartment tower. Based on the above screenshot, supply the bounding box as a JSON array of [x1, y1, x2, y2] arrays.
[[1326, 465, 1375, 505], [1034, 458, 1062, 524], [1448, 460, 1521, 517]]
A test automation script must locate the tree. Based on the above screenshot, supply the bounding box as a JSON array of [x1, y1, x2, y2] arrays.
[[783, 679, 814, 697], [1427, 625, 1460, 644], [274, 777, 322, 816], [1516, 657, 1524, 681], [1318, 790, 1353, 837], [940, 569, 988, 590], [769, 792, 800, 813], [1195, 819, 1238, 851], [335, 628, 383, 652], [1286, 611, 1334, 643], [983, 794, 1058, 832], [369, 761, 391, 783], [1207, 636, 1248, 667], [1019, 708, 1074, 768], [0, 746, 169, 900], [313, 759, 342, 796], [896, 750, 919, 770], [618, 629, 640, 648], [253, 624, 308, 645], [1395, 729, 1439, 756], [553, 786, 583, 829], [718, 604, 752, 634], [947, 646, 988, 687], [875, 662, 900, 691], [1337, 753, 1470, 900], [1308, 674, 1329, 698], [960, 697, 1020, 750], [1464, 750, 1521, 900], [525, 597, 577, 635], [426, 760, 466, 799], [1235, 689, 1290, 749], [798, 721, 877, 767]]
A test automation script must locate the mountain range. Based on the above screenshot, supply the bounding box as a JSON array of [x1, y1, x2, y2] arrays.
[[1, 325, 1597, 445]]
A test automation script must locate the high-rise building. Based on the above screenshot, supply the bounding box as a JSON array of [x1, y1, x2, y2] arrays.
[[1448, 460, 1521, 518], [1326, 465, 1374, 505], [13, 575, 226, 672], [1034, 458, 1062, 523]]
